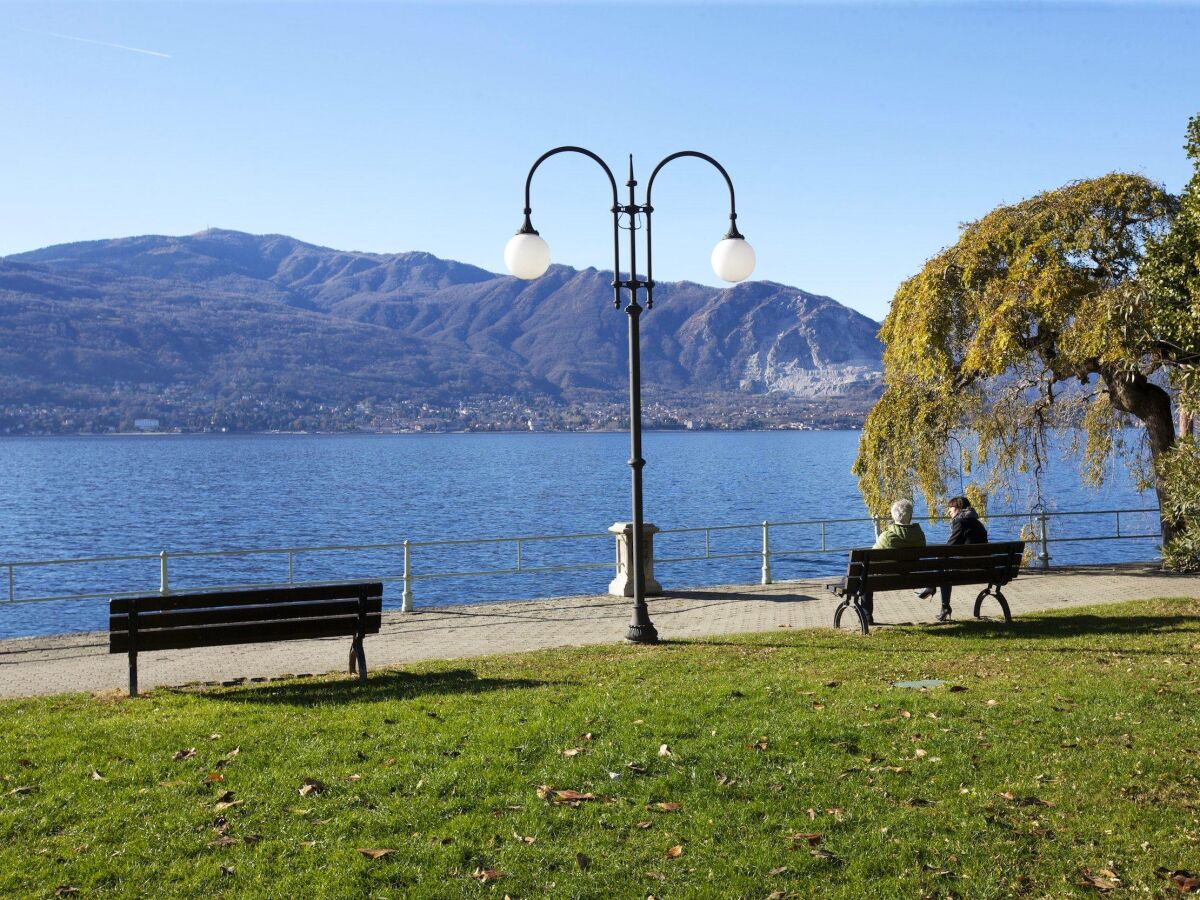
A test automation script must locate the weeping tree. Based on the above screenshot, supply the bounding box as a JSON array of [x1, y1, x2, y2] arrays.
[[853, 155, 1200, 566], [1143, 115, 1200, 567]]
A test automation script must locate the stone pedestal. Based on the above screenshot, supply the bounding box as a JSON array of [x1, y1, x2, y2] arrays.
[[608, 522, 663, 597]]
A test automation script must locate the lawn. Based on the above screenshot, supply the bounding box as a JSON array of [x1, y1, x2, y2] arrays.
[[2, 597, 1199, 898]]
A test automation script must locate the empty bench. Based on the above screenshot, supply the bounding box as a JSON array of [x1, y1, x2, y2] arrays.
[[826, 541, 1025, 635], [110, 582, 383, 696]]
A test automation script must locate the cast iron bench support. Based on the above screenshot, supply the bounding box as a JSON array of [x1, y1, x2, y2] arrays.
[[826, 541, 1024, 635], [110, 581, 384, 696]]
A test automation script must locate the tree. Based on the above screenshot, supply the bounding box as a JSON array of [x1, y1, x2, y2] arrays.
[[1141, 115, 1200, 567], [853, 167, 1199, 558]]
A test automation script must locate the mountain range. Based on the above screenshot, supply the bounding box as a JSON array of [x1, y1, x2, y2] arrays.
[[0, 229, 884, 431]]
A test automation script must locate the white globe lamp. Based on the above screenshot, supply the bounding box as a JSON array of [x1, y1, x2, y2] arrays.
[[711, 236, 756, 283], [504, 231, 551, 280]]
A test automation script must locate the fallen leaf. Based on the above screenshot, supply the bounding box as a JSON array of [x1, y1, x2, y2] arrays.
[[581, 732, 595, 741], [471, 867, 503, 883], [298, 778, 326, 797], [899, 710, 912, 719], [636, 820, 654, 829], [658, 744, 672, 757], [790, 833, 823, 846], [812, 703, 825, 711], [1081, 868, 1119, 891], [215, 790, 235, 804], [770, 865, 789, 876], [576, 853, 591, 871], [824, 680, 840, 688], [172, 748, 197, 762], [751, 739, 769, 752], [9, 786, 38, 796], [767, 893, 787, 900], [666, 845, 684, 859], [807, 808, 817, 820], [948, 685, 968, 692], [986, 699, 999, 707], [216, 747, 241, 768], [999, 791, 1016, 801], [214, 799, 242, 812], [627, 763, 647, 774], [1165, 869, 1200, 893], [552, 789, 595, 802], [512, 830, 535, 845], [89, 770, 105, 781], [561, 748, 588, 757], [356, 848, 395, 860], [903, 797, 935, 808], [652, 802, 682, 812], [219, 865, 235, 877], [914, 748, 928, 759], [242, 834, 261, 845], [209, 836, 238, 848], [54, 888, 79, 897], [206, 772, 225, 783]]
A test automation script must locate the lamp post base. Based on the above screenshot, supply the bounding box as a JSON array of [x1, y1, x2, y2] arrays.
[[625, 621, 659, 644]]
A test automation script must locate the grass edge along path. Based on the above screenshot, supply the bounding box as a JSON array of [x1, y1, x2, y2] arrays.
[[2, 596, 1199, 898]]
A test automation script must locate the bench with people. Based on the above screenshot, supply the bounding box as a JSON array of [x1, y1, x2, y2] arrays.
[[826, 497, 1024, 634]]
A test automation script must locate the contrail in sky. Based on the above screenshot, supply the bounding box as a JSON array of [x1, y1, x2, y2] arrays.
[[18, 27, 171, 59]]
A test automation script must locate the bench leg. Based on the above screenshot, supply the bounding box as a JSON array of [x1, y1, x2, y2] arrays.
[[128, 650, 138, 698], [349, 637, 367, 682], [833, 596, 870, 635], [973, 586, 1013, 623]]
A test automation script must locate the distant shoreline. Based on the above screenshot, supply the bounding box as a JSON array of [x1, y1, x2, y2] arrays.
[[0, 426, 862, 439]]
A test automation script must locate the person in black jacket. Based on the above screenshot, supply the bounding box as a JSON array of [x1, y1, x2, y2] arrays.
[[918, 496, 988, 622]]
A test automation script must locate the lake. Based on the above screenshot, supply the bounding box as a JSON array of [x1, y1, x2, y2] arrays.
[[0, 431, 1160, 638]]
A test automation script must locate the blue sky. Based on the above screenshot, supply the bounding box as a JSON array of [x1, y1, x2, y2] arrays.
[[1, 2, 1198, 321]]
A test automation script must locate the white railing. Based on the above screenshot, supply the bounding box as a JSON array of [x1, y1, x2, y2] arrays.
[[0, 507, 1162, 611]]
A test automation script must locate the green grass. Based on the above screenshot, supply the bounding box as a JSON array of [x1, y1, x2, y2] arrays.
[[3, 598, 1200, 898]]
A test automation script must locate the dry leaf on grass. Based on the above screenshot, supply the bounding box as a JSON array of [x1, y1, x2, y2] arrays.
[[666, 845, 684, 859], [471, 867, 503, 883], [658, 744, 673, 757], [54, 887, 80, 897], [512, 830, 535, 845], [652, 801, 681, 812], [299, 778, 326, 797], [219, 865, 235, 877], [789, 833, 823, 847], [89, 770, 105, 781], [172, 748, 196, 762], [751, 739, 769, 752], [576, 853, 591, 871], [560, 748, 588, 757], [1162, 869, 1200, 893], [810, 848, 844, 865], [770, 865, 789, 876], [914, 748, 928, 758], [636, 820, 654, 829], [356, 848, 395, 860], [1081, 867, 1120, 891], [206, 773, 225, 783]]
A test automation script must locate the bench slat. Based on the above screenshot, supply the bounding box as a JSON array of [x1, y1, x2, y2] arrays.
[[849, 569, 1016, 593], [855, 555, 1018, 577], [110, 582, 383, 614], [856, 542, 1021, 563], [110, 596, 382, 632], [110, 613, 382, 653]]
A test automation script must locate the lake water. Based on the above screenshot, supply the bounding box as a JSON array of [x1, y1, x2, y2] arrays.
[[0, 431, 1160, 638]]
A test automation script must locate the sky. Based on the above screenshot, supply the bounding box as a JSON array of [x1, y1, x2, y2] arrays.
[[1, 1, 1198, 322]]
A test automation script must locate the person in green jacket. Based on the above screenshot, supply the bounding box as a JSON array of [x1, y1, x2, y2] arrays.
[[860, 499, 926, 623]]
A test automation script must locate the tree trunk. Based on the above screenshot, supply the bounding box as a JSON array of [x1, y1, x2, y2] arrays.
[[1102, 367, 1181, 547]]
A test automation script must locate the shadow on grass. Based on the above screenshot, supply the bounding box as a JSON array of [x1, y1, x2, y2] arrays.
[[688, 610, 1199, 657], [204, 667, 565, 707]]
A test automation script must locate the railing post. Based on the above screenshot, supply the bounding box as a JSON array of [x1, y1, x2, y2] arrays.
[[761, 521, 772, 585], [7, 564, 13, 603], [159, 550, 170, 595], [1037, 509, 1051, 570], [820, 522, 827, 552], [516, 539, 523, 573], [401, 540, 414, 612], [288, 551, 295, 584]]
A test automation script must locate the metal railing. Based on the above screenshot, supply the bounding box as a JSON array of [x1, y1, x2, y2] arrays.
[[0, 506, 1163, 612]]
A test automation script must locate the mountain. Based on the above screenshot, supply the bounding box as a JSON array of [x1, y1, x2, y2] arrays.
[[0, 229, 883, 432]]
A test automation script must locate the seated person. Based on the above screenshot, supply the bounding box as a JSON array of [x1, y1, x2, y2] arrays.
[[860, 499, 926, 623]]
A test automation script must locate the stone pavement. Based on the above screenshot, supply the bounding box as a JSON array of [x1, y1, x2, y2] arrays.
[[1, 564, 1197, 699]]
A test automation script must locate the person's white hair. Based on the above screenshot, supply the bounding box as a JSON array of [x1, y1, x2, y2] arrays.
[[890, 499, 914, 524]]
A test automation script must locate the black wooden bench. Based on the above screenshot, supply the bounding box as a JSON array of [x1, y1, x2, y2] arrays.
[[825, 541, 1025, 634], [109, 582, 383, 696]]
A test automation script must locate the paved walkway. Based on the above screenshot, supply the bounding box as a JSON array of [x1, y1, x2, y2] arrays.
[[1, 564, 1197, 698]]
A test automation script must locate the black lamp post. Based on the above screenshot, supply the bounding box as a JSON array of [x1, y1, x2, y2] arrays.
[[505, 147, 755, 643]]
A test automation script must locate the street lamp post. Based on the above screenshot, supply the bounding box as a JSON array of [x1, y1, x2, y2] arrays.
[[505, 147, 755, 644]]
